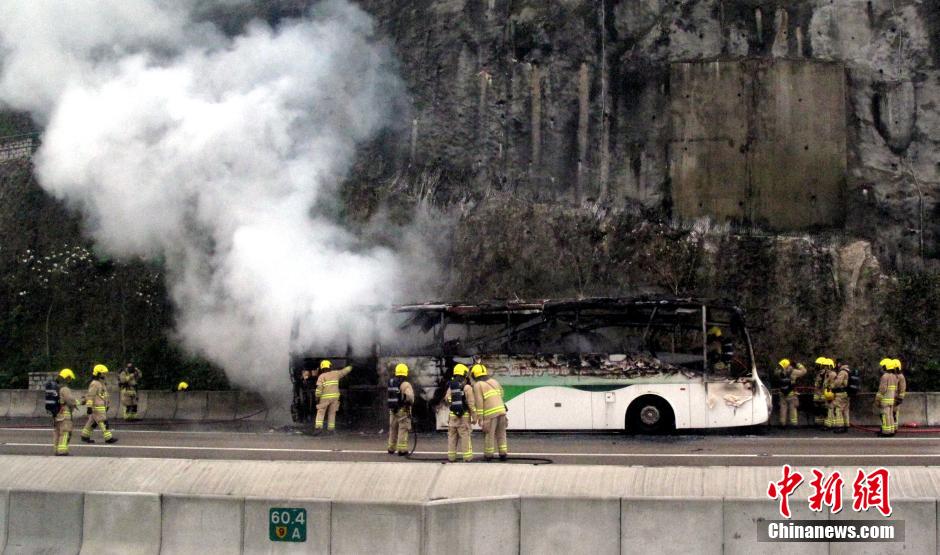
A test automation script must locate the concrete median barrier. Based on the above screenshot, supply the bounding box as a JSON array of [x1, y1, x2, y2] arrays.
[[827, 499, 936, 555], [243, 497, 330, 554], [140, 391, 177, 420], [622, 497, 722, 554], [0, 390, 11, 418], [331, 501, 422, 555], [724, 498, 829, 555], [928, 393, 940, 426], [7, 390, 42, 418], [5, 490, 83, 555], [520, 496, 620, 555], [160, 494, 243, 555], [895, 392, 927, 427], [174, 391, 208, 420], [80, 492, 161, 555], [206, 391, 237, 420], [425, 496, 519, 555], [235, 391, 268, 421], [0, 489, 8, 552]]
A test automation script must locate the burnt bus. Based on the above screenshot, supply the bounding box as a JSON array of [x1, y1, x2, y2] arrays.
[[289, 296, 771, 433]]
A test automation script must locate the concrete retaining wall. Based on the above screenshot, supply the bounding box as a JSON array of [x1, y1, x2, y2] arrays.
[[0, 458, 938, 554], [0, 389, 269, 421]]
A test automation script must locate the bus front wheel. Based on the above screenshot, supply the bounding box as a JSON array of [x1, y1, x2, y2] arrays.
[[626, 396, 675, 434]]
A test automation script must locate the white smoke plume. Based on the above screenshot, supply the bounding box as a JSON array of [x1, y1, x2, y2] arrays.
[[0, 0, 409, 403]]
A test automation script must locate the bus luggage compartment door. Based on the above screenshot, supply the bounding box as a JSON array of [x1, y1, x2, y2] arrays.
[[522, 386, 592, 430]]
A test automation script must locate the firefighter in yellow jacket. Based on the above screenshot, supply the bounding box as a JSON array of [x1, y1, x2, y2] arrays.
[[387, 363, 415, 455], [444, 363, 475, 462], [817, 357, 837, 428], [894, 359, 906, 427], [875, 358, 899, 437], [53, 369, 80, 456], [830, 362, 850, 433], [471, 363, 508, 460], [775, 359, 806, 427], [118, 362, 142, 420], [812, 357, 829, 427], [81, 364, 117, 444], [313, 359, 353, 435]]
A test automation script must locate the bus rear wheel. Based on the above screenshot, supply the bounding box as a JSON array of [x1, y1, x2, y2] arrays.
[[626, 396, 675, 434]]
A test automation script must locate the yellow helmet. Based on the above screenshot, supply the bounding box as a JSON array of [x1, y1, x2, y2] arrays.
[[823, 389, 835, 401], [470, 364, 488, 378], [319, 360, 332, 370], [394, 363, 409, 377], [778, 359, 791, 369], [892, 358, 902, 371], [177, 381, 189, 391], [879, 358, 893, 369], [92, 364, 109, 376], [58, 368, 75, 381], [453, 363, 469, 377], [707, 326, 722, 337], [814, 357, 834, 368]]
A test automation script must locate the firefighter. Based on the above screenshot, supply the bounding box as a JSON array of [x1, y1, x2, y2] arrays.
[[894, 359, 906, 427], [830, 362, 851, 433], [313, 359, 353, 435], [444, 363, 475, 462], [471, 363, 508, 461], [821, 357, 838, 430], [52, 369, 80, 456], [81, 364, 117, 444], [812, 357, 830, 427], [875, 358, 899, 437], [386, 362, 414, 455], [118, 362, 142, 420], [774, 359, 805, 427]]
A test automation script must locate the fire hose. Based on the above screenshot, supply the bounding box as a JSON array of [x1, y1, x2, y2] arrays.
[[404, 415, 553, 464]]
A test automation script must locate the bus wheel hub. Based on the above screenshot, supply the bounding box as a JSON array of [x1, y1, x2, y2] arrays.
[[640, 406, 661, 425]]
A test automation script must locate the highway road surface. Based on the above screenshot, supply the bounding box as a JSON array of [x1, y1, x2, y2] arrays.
[[1, 419, 938, 466]]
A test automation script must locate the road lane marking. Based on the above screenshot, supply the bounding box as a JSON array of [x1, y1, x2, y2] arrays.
[[2, 442, 939, 459]]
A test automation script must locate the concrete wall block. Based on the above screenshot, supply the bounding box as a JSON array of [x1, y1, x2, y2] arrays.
[[331, 501, 422, 555], [425, 496, 519, 555], [206, 391, 237, 420], [160, 494, 243, 555], [927, 393, 940, 426], [80, 492, 161, 555], [622, 497, 722, 554], [828, 499, 936, 555], [0, 390, 11, 418], [723, 498, 828, 555], [141, 391, 177, 420], [5, 490, 83, 555], [174, 392, 208, 421], [243, 497, 330, 554], [235, 390, 268, 421], [7, 390, 42, 417], [894, 392, 927, 426], [521, 496, 620, 555], [0, 489, 8, 553]]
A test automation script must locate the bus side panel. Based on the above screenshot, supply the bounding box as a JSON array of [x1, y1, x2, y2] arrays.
[[593, 385, 692, 430], [701, 381, 755, 427], [688, 383, 709, 428], [521, 386, 592, 430]]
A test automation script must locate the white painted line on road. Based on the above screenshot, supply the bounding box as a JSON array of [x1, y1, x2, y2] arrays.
[[2, 442, 939, 459]]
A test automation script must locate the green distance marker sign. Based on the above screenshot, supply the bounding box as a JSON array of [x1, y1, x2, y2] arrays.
[[269, 508, 307, 542]]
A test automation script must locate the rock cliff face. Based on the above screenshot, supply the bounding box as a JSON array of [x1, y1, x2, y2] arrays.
[[343, 0, 940, 381]]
